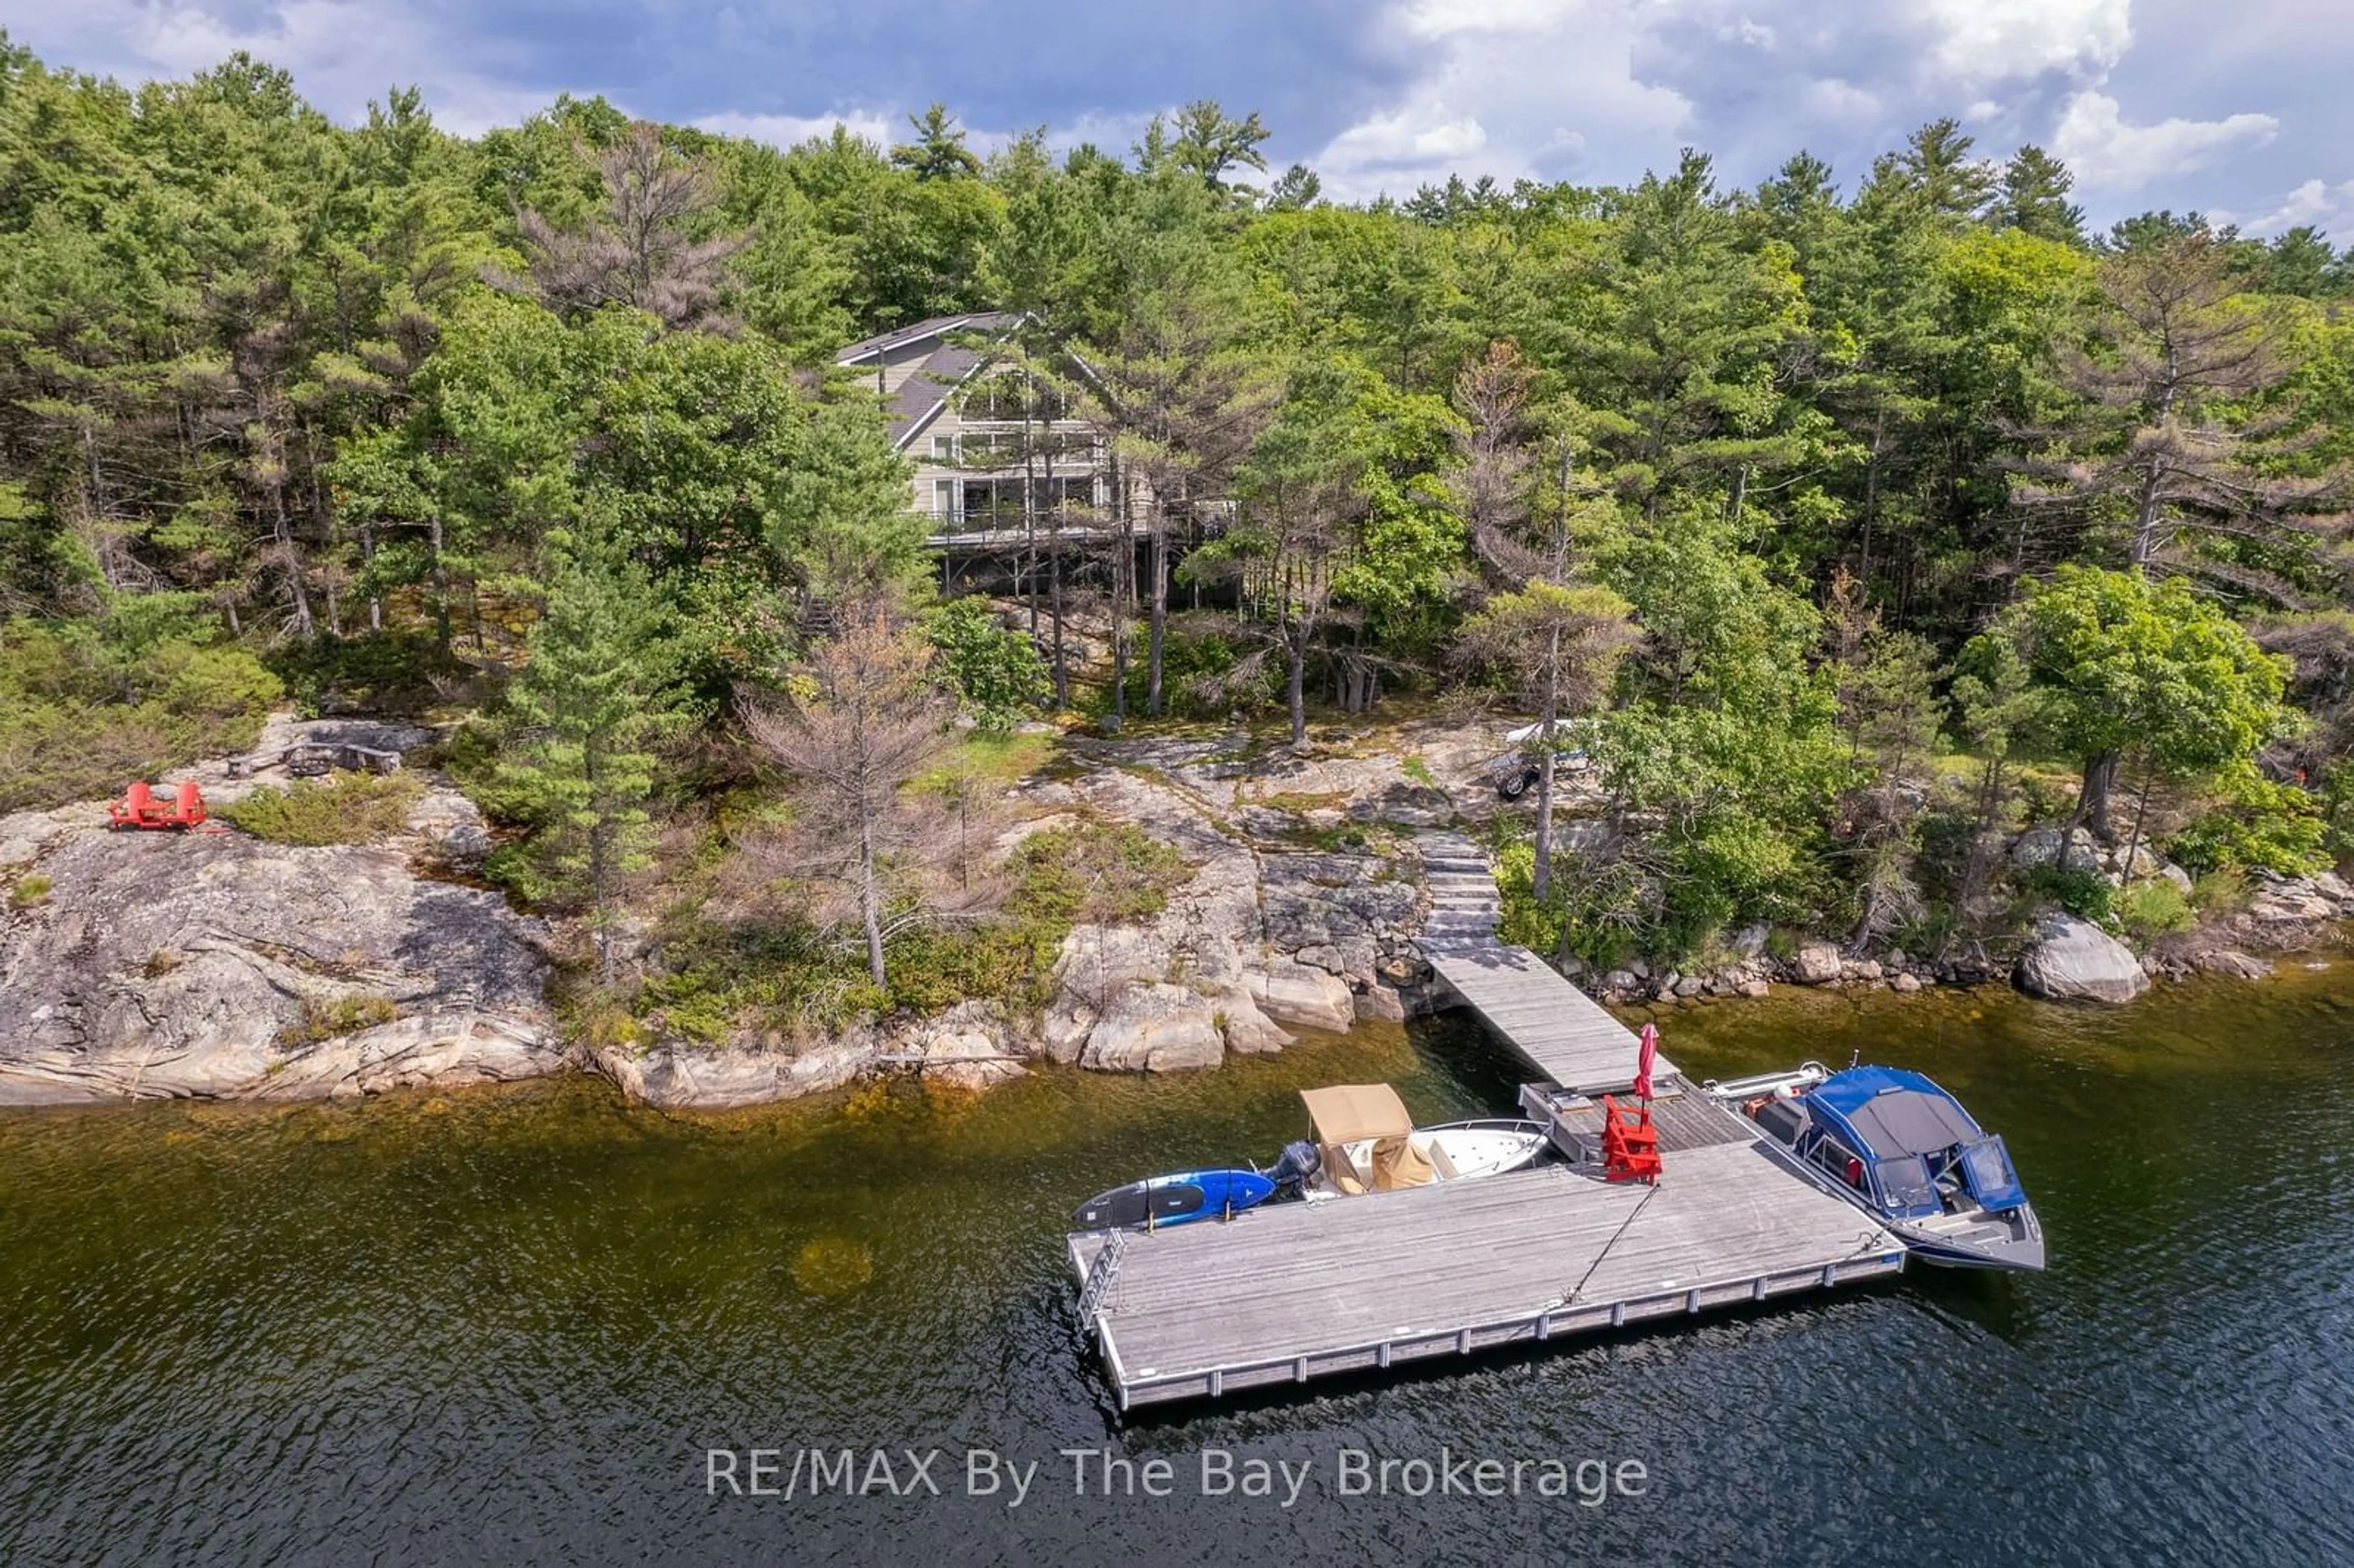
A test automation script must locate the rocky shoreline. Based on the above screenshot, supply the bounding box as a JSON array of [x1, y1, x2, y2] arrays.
[[4, 715, 2342, 1109]]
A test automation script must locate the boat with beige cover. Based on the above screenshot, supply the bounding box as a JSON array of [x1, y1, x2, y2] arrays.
[[1282, 1083, 1549, 1200]]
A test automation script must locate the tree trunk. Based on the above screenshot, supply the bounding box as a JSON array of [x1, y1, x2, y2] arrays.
[[588, 745, 615, 986], [272, 479, 316, 639], [859, 808, 886, 988], [2076, 749, 2123, 842], [1106, 461, 1129, 733], [1147, 506, 1170, 717], [1532, 622, 1562, 902], [1286, 625, 1307, 747], [1049, 527, 1068, 707], [429, 514, 452, 654]]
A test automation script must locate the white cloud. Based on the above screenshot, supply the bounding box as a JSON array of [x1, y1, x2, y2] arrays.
[[695, 109, 895, 148], [1914, 0, 2131, 83], [1306, 0, 2162, 202], [1319, 105, 1488, 179], [1311, 0, 1690, 199], [7, 0, 566, 133], [2051, 88, 2279, 189], [2230, 177, 2354, 237]]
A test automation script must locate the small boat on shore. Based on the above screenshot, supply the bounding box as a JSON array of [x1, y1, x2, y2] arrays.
[[1071, 1168, 1275, 1231], [1707, 1064, 2044, 1272], [1271, 1083, 1549, 1200]]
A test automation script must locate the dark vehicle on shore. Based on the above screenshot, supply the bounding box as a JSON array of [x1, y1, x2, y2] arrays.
[[1481, 720, 1590, 799]]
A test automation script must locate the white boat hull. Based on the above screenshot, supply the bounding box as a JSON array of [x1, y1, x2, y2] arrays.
[[1309, 1119, 1548, 1197]]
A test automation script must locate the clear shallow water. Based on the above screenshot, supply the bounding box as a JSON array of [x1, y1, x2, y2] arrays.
[[3, 974, 2352, 1567]]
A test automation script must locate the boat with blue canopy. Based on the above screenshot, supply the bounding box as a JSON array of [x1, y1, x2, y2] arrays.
[[1706, 1063, 2044, 1272]]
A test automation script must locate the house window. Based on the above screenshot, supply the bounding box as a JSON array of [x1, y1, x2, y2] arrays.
[[930, 435, 954, 460], [965, 376, 1020, 421], [959, 478, 1025, 533], [932, 479, 956, 517]]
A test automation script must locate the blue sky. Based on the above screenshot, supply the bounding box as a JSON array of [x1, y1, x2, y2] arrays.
[[10, 1, 2354, 238]]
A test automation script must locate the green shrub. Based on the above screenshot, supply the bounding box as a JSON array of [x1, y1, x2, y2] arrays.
[[927, 597, 1046, 732], [2017, 861, 2114, 923], [1116, 627, 1278, 720], [1493, 836, 1650, 970], [2167, 763, 2329, 878], [264, 631, 463, 719], [0, 613, 281, 813], [2115, 879, 2195, 944], [10, 873, 52, 908], [222, 772, 424, 846], [2190, 867, 2250, 915]]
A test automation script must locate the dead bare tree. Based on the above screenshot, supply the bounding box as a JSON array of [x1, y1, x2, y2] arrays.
[[2008, 233, 2348, 597], [514, 123, 748, 332], [737, 607, 954, 988]]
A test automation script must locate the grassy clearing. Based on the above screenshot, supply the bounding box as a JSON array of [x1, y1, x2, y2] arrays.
[[633, 819, 1189, 1046], [221, 772, 424, 847], [910, 728, 1059, 796]]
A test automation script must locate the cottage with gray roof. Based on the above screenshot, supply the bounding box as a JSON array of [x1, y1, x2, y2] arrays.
[[835, 312, 1112, 540]]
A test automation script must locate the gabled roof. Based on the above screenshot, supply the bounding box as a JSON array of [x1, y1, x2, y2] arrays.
[[835, 311, 1028, 452], [835, 311, 1024, 366]]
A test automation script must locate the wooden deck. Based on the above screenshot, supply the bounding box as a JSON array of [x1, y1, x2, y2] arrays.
[[1416, 829, 1677, 1094], [1064, 831, 1905, 1412], [1072, 1138, 1905, 1410]]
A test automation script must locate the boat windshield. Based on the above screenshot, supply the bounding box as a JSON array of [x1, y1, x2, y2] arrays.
[[1873, 1154, 1940, 1215], [1957, 1136, 2027, 1211]]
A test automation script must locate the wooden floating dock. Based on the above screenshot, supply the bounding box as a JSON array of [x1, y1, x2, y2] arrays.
[[1065, 831, 1905, 1412]]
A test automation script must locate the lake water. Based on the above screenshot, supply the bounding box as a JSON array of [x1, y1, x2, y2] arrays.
[[3, 972, 2351, 1566]]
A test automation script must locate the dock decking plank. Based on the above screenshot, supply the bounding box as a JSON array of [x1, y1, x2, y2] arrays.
[[1061, 831, 1903, 1410], [1078, 1136, 1902, 1406]]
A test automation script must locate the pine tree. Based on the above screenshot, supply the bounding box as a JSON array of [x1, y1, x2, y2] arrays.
[[1994, 145, 2085, 245], [495, 525, 681, 984]]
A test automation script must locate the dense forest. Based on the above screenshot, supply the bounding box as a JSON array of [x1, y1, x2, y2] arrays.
[[7, 35, 2354, 1033]]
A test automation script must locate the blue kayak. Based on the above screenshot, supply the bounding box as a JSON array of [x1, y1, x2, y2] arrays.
[[1072, 1168, 1275, 1231]]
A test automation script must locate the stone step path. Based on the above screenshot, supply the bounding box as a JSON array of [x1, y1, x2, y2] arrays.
[[1418, 830, 1500, 952]]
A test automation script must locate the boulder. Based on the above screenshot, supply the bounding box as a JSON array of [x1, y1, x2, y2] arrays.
[[1353, 983, 1407, 1025], [2014, 915, 2149, 1004], [912, 1001, 1025, 1090], [1889, 972, 1923, 994], [1727, 923, 1770, 959], [1672, 975, 1705, 998], [1217, 991, 1294, 1052], [1080, 983, 1225, 1073], [403, 789, 493, 870], [1601, 969, 1641, 994], [2011, 826, 2101, 872], [600, 1034, 878, 1109], [1735, 978, 1771, 999], [923, 1029, 1026, 1090], [2192, 949, 2275, 981], [1247, 963, 1356, 1035], [2157, 862, 2195, 895], [1791, 943, 1843, 984], [2249, 879, 2337, 924]]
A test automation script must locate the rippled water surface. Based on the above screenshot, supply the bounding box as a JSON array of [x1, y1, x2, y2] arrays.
[[4, 973, 2352, 1566]]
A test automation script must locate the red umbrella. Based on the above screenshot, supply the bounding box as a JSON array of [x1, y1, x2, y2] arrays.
[[1634, 1023, 1659, 1102]]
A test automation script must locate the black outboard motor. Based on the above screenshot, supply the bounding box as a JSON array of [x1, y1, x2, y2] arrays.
[[1268, 1140, 1321, 1192]]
